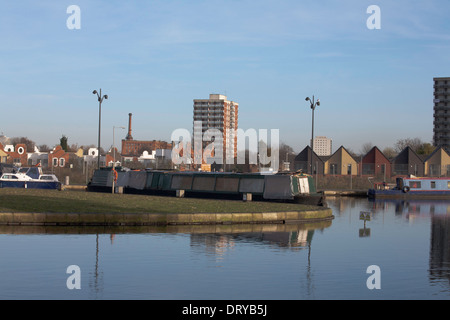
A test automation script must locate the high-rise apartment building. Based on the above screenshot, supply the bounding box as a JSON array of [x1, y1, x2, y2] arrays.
[[193, 94, 238, 163], [312, 136, 332, 156], [433, 77, 450, 153]]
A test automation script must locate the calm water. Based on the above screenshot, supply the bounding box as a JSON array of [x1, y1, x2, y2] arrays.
[[1, 197, 450, 300]]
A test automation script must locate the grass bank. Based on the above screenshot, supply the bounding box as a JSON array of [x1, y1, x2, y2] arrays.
[[0, 188, 320, 214]]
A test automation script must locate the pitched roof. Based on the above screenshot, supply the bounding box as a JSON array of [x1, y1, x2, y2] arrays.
[[328, 145, 358, 163], [393, 146, 423, 163], [424, 145, 449, 162], [294, 145, 323, 163]]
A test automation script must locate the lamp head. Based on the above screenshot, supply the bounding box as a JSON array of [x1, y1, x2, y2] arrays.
[[92, 90, 98, 95], [316, 99, 320, 106], [305, 97, 310, 101], [104, 95, 108, 100]]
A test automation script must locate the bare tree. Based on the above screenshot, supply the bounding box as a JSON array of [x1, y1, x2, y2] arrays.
[[382, 147, 397, 159], [37, 144, 50, 152], [69, 143, 80, 152], [11, 137, 35, 151], [394, 138, 423, 153], [360, 142, 374, 156]]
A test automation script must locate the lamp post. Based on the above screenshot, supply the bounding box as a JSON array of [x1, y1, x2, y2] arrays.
[[93, 89, 108, 169], [305, 95, 320, 175], [112, 126, 125, 194]]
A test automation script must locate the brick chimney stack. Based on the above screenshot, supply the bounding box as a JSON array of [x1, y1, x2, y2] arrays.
[[126, 113, 133, 140]]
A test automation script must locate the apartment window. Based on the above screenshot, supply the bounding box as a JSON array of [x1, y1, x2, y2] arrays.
[[431, 181, 436, 189], [53, 158, 58, 167], [59, 158, 65, 167]]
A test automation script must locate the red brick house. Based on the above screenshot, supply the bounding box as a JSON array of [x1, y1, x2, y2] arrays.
[[360, 146, 391, 179], [0, 143, 28, 167], [49, 145, 70, 168]]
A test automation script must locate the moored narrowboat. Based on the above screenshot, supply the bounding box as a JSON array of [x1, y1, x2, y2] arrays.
[[87, 168, 325, 206], [368, 176, 450, 199]]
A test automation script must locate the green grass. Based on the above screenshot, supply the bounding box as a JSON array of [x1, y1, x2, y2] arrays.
[[0, 188, 319, 214]]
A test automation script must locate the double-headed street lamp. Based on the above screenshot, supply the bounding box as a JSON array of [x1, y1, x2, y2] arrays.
[[305, 95, 320, 174], [93, 89, 108, 169]]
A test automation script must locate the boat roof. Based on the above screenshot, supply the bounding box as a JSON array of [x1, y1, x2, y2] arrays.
[[401, 176, 449, 180]]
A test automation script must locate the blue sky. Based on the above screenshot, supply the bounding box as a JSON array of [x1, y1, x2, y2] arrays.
[[1, 0, 449, 154]]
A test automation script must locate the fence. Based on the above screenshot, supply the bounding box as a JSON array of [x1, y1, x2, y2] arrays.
[[294, 161, 450, 178]]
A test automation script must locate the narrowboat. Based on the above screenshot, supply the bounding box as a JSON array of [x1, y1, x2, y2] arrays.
[[368, 176, 450, 199], [87, 168, 326, 206], [0, 167, 62, 190]]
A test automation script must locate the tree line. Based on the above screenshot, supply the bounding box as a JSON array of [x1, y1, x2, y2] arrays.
[[6, 134, 435, 168], [8, 135, 106, 155]]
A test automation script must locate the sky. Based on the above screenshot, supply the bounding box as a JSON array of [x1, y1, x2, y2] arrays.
[[1, 0, 450, 154]]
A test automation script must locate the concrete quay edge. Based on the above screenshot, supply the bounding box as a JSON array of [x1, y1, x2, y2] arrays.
[[0, 208, 333, 226]]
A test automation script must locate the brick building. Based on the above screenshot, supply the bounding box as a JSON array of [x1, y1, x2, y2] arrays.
[[0, 143, 28, 167], [121, 113, 172, 159]]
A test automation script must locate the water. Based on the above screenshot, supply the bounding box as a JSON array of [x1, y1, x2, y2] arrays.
[[0, 197, 449, 300]]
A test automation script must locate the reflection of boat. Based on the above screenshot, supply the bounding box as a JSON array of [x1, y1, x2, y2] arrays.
[[370, 198, 450, 216], [368, 176, 450, 199], [0, 167, 61, 190], [87, 168, 325, 206]]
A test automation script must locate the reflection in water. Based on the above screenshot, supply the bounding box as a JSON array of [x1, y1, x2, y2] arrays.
[[189, 221, 331, 258], [89, 233, 103, 300], [370, 199, 450, 219], [0, 221, 332, 299], [3, 199, 450, 299], [187, 222, 330, 299], [370, 198, 450, 291], [430, 215, 450, 286]]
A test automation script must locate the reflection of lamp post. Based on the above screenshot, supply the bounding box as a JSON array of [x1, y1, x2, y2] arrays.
[[305, 96, 320, 174], [93, 89, 108, 169], [112, 126, 125, 194]]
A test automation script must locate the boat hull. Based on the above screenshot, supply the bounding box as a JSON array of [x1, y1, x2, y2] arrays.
[[0, 181, 61, 190], [368, 188, 450, 199]]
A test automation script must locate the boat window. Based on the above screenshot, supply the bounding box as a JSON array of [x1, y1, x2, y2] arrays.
[[431, 181, 436, 189], [409, 181, 421, 189]]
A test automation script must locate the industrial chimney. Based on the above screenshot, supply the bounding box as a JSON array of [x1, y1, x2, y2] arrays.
[[126, 113, 133, 140]]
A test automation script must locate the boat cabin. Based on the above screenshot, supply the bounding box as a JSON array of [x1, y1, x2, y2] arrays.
[[396, 177, 450, 192], [0, 173, 33, 181]]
